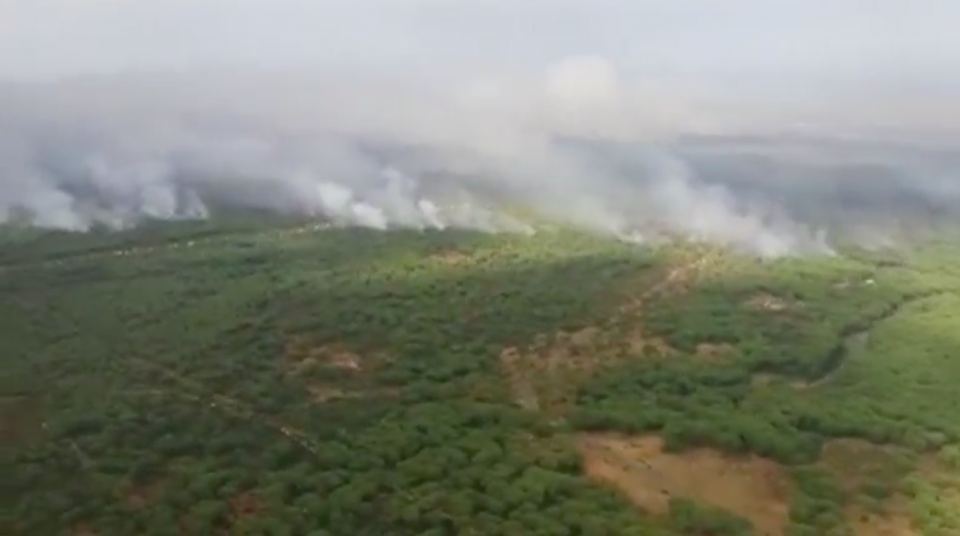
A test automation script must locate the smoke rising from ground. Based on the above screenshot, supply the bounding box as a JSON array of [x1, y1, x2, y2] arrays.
[[1, 60, 959, 256], [1, 2, 958, 256]]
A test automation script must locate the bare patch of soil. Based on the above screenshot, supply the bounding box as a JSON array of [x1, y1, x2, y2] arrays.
[[747, 293, 795, 312], [282, 336, 365, 373], [847, 497, 919, 536], [305, 384, 399, 403], [566, 326, 601, 348], [623, 327, 677, 358], [621, 252, 721, 314], [578, 433, 791, 536], [750, 373, 824, 392], [327, 348, 362, 371], [430, 250, 472, 267]]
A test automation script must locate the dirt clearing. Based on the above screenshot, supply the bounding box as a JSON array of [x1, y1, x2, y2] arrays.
[[578, 433, 791, 536], [846, 498, 919, 536]]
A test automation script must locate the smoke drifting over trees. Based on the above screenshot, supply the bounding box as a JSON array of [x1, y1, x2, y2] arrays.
[[1, 1, 958, 256]]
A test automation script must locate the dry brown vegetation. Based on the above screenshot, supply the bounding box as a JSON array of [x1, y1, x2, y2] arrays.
[[578, 433, 792, 536]]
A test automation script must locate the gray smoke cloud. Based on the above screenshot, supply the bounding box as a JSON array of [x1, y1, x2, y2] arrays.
[[1, 1, 959, 256]]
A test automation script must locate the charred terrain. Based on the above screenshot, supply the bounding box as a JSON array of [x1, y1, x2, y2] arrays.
[[4, 208, 960, 536]]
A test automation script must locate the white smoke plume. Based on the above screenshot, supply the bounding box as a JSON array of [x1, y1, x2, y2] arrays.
[[1, 1, 958, 256]]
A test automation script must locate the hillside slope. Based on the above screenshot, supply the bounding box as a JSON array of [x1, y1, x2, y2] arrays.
[[5, 220, 960, 536]]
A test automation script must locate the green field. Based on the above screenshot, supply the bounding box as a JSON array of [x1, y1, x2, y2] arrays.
[[5, 218, 960, 536]]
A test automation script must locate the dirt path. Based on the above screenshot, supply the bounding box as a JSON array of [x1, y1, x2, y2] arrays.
[[501, 250, 721, 413], [127, 358, 321, 456], [615, 251, 719, 316]]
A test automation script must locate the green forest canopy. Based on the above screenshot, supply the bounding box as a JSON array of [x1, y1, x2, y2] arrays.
[[4, 219, 960, 536]]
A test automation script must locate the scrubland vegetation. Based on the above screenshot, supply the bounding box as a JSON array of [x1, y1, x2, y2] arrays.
[[4, 218, 960, 536]]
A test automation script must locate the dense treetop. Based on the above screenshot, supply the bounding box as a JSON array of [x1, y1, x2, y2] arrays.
[[4, 219, 960, 536]]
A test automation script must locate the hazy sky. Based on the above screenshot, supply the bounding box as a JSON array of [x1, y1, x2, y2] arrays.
[[1, 0, 957, 94], [1, 0, 958, 253]]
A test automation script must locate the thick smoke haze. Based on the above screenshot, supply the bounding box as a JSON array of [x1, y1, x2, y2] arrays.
[[1, 1, 959, 256]]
